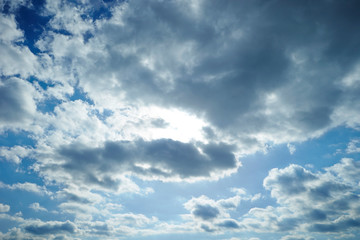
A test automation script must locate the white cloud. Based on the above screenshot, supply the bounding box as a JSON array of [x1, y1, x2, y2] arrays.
[[0, 181, 50, 195], [0, 78, 38, 131], [0, 203, 10, 212], [0, 145, 33, 164], [0, 14, 23, 42], [241, 158, 360, 235], [29, 202, 47, 212], [287, 143, 296, 155], [346, 139, 360, 154], [183, 189, 261, 232]]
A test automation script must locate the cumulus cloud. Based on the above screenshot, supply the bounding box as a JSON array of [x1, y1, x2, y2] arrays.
[[287, 143, 296, 155], [24, 220, 76, 235], [32, 139, 239, 192], [241, 158, 360, 235], [183, 189, 260, 232], [38, 0, 360, 147], [0, 14, 22, 42], [346, 139, 360, 154], [0, 181, 50, 195], [0, 203, 10, 212], [0, 14, 38, 77], [0, 145, 33, 164], [29, 202, 47, 212], [0, 78, 37, 130]]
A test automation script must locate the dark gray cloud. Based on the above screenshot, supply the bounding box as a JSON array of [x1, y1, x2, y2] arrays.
[[67, 0, 360, 143], [24, 221, 76, 235], [150, 118, 169, 128], [35, 139, 237, 190], [216, 219, 240, 229], [192, 204, 220, 221], [264, 164, 317, 198], [276, 217, 299, 231], [0, 77, 36, 126], [308, 217, 360, 233], [200, 224, 215, 233]]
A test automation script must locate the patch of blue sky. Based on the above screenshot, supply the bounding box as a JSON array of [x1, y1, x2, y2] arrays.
[[90, 5, 113, 21], [0, 130, 36, 147], [26, 77, 64, 113], [92, 108, 114, 122], [36, 98, 63, 113], [83, 30, 94, 43], [0, 160, 42, 186], [68, 86, 94, 105], [27, 76, 56, 90], [14, 5, 51, 54], [294, 126, 360, 170]]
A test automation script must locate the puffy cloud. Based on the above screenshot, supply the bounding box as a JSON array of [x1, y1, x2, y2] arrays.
[[287, 143, 296, 155], [0, 14, 23, 42], [37, 0, 360, 149], [183, 190, 259, 232], [29, 202, 47, 212], [23, 220, 76, 235], [192, 203, 220, 221], [325, 158, 360, 187], [56, 185, 103, 205], [241, 158, 360, 236], [0, 13, 38, 77], [32, 139, 238, 192], [0, 181, 50, 195], [0, 203, 10, 212], [0, 145, 33, 164], [0, 78, 37, 130], [346, 139, 360, 154], [216, 219, 240, 229]]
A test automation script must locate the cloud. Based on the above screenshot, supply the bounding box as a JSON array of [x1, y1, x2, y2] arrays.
[[0, 78, 37, 130], [0, 145, 33, 164], [0, 181, 50, 195], [56, 186, 103, 205], [24, 220, 76, 235], [29, 202, 47, 212], [281, 236, 314, 240], [0, 203, 10, 212], [32, 139, 238, 193], [241, 158, 360, 236], [216, 219, 240, 229], [287, 143, 296, 155], [325, 158, 360, 186], [346, 139, 360, 154], [0, 14, 23, 42], [0, 13, 38, 77], [183, 190, 259, 232], [34, 0, 360, 149], [192, 204, 220, 221]]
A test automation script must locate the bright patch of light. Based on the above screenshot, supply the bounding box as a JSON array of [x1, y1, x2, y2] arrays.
[[140, 105, 207, 143]]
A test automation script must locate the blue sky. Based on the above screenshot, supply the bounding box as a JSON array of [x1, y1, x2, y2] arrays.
[[1, 0, 360, 239]]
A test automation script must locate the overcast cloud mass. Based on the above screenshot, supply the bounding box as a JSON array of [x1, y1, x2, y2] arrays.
[[1, 0, 360, 239]]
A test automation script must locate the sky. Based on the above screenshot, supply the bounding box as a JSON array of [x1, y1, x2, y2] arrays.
[[1, 0, 360, 239]]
